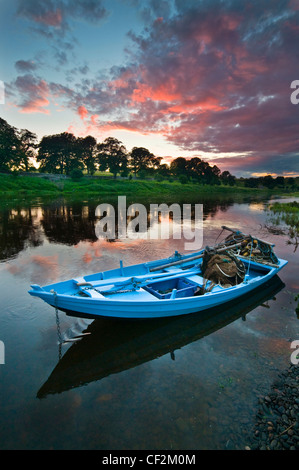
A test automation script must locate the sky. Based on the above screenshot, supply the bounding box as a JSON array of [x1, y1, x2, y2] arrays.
[[0, 0, 299, 177]]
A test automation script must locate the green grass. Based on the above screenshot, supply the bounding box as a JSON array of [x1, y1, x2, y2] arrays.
[[0, 173, 297, 204], [268, 202, 299, 230], [60, 177, 269, 203], [267, 201, 299, 247], [0, 173, 59, 196], [269, 201, 299, 214]]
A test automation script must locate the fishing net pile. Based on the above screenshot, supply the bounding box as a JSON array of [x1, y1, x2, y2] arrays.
[[224, 233, 279, 265], [200, 228, 279, 291], [201, 248, 246, 289]]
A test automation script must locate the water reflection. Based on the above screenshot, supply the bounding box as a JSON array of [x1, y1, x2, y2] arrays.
[[0, 195, 265, 262], [0, 206, 43, 260], [37, 276, 285, 399]]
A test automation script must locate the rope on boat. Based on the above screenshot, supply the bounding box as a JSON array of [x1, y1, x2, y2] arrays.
[[82, 279, 144, 295], [96, 287, 138, 295]]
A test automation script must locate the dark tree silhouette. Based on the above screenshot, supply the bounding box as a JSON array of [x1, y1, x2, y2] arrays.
[[38, 132, 82, 174], [0, 118, 21, 172], [129, 147, 161, 176], [17, 129, 38, 171], [97, 137, 128, 178], [78, 135, 97, 175]]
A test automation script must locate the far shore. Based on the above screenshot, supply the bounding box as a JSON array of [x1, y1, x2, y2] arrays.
[[0, 172, 298, 203]]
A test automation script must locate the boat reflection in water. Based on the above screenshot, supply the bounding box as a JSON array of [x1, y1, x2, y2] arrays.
[[37, 275, 285, 399]]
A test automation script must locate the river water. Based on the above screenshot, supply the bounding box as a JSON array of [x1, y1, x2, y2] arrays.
[[0, 194, 298, 449]]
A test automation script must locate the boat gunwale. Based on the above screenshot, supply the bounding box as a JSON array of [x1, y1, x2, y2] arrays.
[[30, 259, 287, 305]]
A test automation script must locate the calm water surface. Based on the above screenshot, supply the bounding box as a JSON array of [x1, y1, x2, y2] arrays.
[[0, 194, 298, 450]]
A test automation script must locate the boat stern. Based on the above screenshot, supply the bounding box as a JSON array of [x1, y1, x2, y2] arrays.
[[277, 258, 288, 272]]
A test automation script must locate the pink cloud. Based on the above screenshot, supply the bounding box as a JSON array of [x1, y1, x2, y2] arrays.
[[77, 105, 88, 120], [90, 114, 99, 124], [14, 76, 50, 114], [32, 8, 63, 27], [132, 80, 181, 104], [20, 97, 50, 114]]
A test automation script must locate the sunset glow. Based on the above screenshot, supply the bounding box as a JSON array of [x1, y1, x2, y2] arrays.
[[1, 0, 299, 176]]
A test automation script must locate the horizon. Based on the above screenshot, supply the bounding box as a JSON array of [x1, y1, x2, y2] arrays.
[[1, 0, 299, 178]]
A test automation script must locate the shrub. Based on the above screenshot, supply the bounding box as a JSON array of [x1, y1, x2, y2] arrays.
[[70, 169, 84, 181], [179, 175, 188, 184]]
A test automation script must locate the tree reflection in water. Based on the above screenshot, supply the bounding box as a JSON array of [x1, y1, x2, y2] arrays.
[[0, 196, 245, 262]]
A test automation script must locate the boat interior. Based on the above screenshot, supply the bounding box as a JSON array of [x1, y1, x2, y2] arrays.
[[41, 254, 274, 301]]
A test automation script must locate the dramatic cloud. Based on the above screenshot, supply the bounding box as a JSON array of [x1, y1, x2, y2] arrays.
[[211, 153, 299, 178], [16, 0, 108, 32], [64, 0, 298, 175], [13, 74, 50, 114], [7, 0, 299, 175], [15, 60, 38, 73]]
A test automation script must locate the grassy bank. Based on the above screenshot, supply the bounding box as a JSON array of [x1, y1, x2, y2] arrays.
[[267, 201, 299, 244], [0, 173, 298, 202]]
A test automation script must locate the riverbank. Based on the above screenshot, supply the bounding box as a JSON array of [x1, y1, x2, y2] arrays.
[[0, 173, 298, 201], [246, 363, 299, 450]]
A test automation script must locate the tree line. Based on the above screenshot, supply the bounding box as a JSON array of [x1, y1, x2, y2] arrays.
[[0, 117, 296, 188], [0, 117, 237, 185]]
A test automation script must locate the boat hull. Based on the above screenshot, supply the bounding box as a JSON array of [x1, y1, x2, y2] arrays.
[[29, 257, 288, 319]]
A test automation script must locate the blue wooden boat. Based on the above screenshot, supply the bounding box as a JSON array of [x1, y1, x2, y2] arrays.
[[28, 228, 288, 319]]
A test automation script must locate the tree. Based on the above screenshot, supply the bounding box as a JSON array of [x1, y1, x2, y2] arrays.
[[38, 135, 59, 173], [0, 118, 21, 172], [202, 162, 222, 185], [262, 175, 275, 189], [287, 177, 296, 189], [78, 135, 97, 175], [275, 176, 285, 187], [170, 157, 222, 184], [37, 132, 82, 175], [220, 170, 236, 186], [97, 137, 128, 179], [17, 129, 38, 171], [211, 165, 221, 184], [244, 177, 259, 188], [129, 147, 161, 176], [170, 157, 188, 178], [156, 163, 171, 179], [186, 157, 209, 183]]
